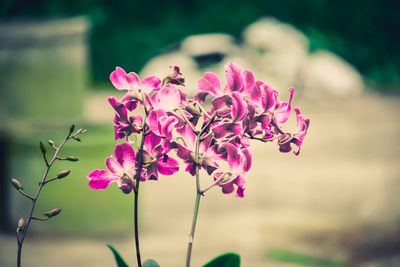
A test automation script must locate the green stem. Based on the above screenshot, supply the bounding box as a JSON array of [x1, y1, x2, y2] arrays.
[[16, 129, 78, 267], [185, 132, 202, 267]]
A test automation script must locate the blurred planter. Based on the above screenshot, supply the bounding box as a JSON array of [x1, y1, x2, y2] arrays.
[[0, 16, 90, 124]]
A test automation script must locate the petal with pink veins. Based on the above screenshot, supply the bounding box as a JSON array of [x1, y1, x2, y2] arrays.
[[225, 62, 244, 92], [197, 72, 222, 95], [157, 156, 179, 175], [87, 170, 119, 190], [114, 143, 136, 170]]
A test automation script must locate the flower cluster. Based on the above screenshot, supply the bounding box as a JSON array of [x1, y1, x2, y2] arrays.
[[88, 63, 310, 197]]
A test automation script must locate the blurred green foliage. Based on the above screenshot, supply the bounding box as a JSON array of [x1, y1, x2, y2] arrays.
[[267, 248, 351, 267], [1, 0, 399, 90]]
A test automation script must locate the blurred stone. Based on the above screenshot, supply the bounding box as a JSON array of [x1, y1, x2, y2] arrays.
[[301, 50, 364, 98], [141, 17, 364, 100], [180, 33, 237, 58]]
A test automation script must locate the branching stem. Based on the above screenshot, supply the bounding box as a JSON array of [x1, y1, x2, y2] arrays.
[[16, 128, 81, 267]]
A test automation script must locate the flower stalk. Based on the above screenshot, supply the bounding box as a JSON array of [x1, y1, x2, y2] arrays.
[[132, 112, 148, 267], [185, 131, 202, 267], [16, 125, 83, 267]]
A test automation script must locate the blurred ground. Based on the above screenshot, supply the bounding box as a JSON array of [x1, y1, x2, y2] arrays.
[[1, 91, 400, 266]]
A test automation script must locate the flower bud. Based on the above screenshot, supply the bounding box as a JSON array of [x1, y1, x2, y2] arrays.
[[17, 218, 24, 233], [39, 141, 46, 154], [69, 124, 75, 135], [18, 218, 24, 228], [48, 140, 55, 146], [56, 170, 70, 179], [43, 208, 61, 218], [66, 156, 79, 162], [11, 178, 23, 190]]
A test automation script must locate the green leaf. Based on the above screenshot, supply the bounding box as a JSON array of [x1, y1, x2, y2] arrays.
[[142, 259, 160, 267], [267, 248, 351, 267], [107, 244, 129, 267], [203, 253, 240, 267]]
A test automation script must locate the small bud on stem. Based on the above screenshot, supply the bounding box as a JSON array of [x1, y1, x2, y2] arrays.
[[43, 208, 61, 218], [56, 170, 70, 179], [39, 141, 46, 154], [69, 124, 75, 135], [66, 156, 79, 162], [11, 178, 23, 190]]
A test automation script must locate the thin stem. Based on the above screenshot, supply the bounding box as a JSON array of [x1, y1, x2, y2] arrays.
[[174, 108, 198, 134], [185, 132, 202, 267], [17, 130, 78, 267], [132, 112, 148, 267], [200, 176, 225, 195], [193, 101, 213, 120], [17, 190, 34, 200]]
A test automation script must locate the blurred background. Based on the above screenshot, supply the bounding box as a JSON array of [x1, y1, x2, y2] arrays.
[[0, 0, 399, 266]]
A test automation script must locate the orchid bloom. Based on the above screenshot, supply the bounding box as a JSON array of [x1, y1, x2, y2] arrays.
[[108, 97, 143, 140], [110, 66, 161, 105], [87, 143, 137, 194], [142, 133, 179, 180], [88, 61, 310, 199], [173, 124, 219, 176], [278, 108, 310, 155]]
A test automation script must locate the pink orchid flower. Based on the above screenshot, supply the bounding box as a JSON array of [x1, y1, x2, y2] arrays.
[[110, 67, 161, 104], [87, 143, 137, 194], [278, 107, 310, 155], [108, 97, 143, 140], [173, 123, 219, 176], [142, 133, 179, 180]]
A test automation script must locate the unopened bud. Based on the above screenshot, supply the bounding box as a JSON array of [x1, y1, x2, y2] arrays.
[[69, 124, 75, 135], [11, 178, 23, 190], [39, 141, 46, 154], [43, 208, 61, 218], [48, 140, 55, 146], [56, 170, 70, 179], [18, 218, 24, 228], [73, 137, 81, 142], [80, 129, 87, 134], [66, 156, 79, 162], [17, 218, 24, 234]]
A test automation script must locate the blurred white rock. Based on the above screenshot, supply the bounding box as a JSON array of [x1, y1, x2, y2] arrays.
[[140, 17, 364, 99], [301, 50, 364, 98]]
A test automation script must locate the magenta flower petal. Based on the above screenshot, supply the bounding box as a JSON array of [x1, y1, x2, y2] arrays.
[[197, 72, 222, 95], [212, 122, 243, 139], [157, 156, 179, 175], [274, 87, 294, 126], [194, 91, 211, 103], [114, 143, 136, 170], [211, 95, 232, 116], [147, 109, 166, 137], [108, 97, 128, 121], [144, 133, 161, 154], [105, 156, 123, 174], [231, 91, 248, 122], [216, 142, 242, 171], [110, 67, 140, 91], [151, 84, 184, 111], [141, 76, 161, 94], [225, 62, 244, 92], [243, 69, 255, 94], [176, 123, 196, 151], [87, 169, 119, 190]]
